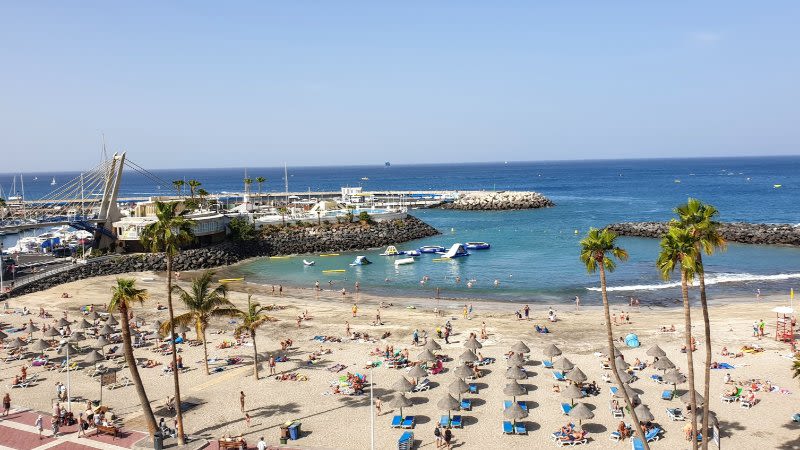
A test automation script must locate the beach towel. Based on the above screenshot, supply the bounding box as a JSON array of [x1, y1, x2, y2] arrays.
[[625, 333, 640, 348], [712, 362, 735, 369]]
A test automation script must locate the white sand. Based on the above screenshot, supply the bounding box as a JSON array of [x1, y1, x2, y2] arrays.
[[1, 272, 798, 449]]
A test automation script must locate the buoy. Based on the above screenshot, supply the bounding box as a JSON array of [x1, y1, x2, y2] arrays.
[[574, 230, 579, 234], [320, 253, 340, 257], [322, 269, 346, 273]]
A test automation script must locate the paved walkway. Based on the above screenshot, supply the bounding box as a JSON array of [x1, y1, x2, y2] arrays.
[[0, 408, 147, 450]]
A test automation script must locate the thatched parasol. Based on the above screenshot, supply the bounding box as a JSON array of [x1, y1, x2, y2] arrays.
[[503, 379, 526, 400], [387, 393, 413, 418], [454, 364, 473, 378], [464, 336, 483, 350], [417, 349, 437, 363], [543, 344, 562, 358], [424, 339, 442, 351], [408, 365, 428, 379], [459, 349, 478, 363], [680, 390, 704, 407], [553, 357, 575, 371], [506, 353, 525, 367], [561, 383, 584, 405], [24, 323, 40, 333], [567, 402, 594, 428], [634, 404, 654, 422], [653, 356, 675, 371], [392, 376, 415, 393], [43, 327, 61, 338], [505, 366, 527, 380], [5, 337, 26, 349], [95, 336, 111, 349], [105, 315, 119, 326], [78, 319, 93, 330], [448, 378, 470, 400], [566, 367, 587, 384], [437, 394, 461, 420], [57, 318, 71, 328], [511, 341, 530, 354], [98, 324, 115, 336], [83, 349, 105, 364], [503, 401, 528, 422], [646, 344, 666, 357]]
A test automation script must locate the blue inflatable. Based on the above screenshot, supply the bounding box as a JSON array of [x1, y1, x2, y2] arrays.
[[625, 333, 640, 348]]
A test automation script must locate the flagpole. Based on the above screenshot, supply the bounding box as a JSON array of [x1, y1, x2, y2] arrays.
[[369, 365, 375, 450]]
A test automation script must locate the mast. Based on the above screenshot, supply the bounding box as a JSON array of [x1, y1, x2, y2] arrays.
[[284, 163, 289, 205], [19, 174, 25, 219]]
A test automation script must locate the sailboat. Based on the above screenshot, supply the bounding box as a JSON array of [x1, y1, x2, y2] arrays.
[[51, 177, 56, 186]]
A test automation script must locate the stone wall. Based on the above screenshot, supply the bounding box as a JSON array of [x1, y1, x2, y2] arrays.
[[440, 191, 554, 210], [11, 215, 439, 296], [606, 222, 800, 246]]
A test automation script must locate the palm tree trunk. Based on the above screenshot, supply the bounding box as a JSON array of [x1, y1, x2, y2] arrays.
[[697, 253, 711, 450], [166, 256, 186, 445], [251, 330, 259, 380], [119, 302, 158, 439], [600, 266, 649, 449], [202, 327, 210, 375], [681, 270, 699, 450]]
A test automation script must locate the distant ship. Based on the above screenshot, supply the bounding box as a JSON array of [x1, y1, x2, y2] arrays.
[[51, 177, 56, 186], [384, 161, 391, 167]]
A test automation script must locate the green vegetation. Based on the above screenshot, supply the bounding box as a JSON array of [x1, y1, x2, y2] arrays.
[[188, 179, 202, 199], [358, 211, 373, 223], [228, 295, 276, 379], [172, 179, 185, 197], [227, 216, 256, 241]]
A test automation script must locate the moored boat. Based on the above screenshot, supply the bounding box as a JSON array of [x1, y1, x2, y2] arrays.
[[465, 242, 490, 250]]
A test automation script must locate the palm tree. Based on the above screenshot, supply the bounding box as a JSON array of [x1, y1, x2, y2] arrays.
[[278, 207, 288, 226], [163, 271, 234, 375], [172, 180, 185, 197], [139, 201, 194, 445], [255, 177, 266, 204], [580, 228, 650, 449], [657, 223, 700, 450], [675, 198, 726, 449], [243, 178, 253, 196], [108, 279, 158, 439], [228, 295, 275, 379], [197, 188, 209, 209], [188, 180, 202, 200]]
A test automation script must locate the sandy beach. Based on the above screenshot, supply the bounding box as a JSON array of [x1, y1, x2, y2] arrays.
[[1, 271, 798, 450]]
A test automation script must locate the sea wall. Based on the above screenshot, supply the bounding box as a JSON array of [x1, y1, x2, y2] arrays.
[[11, 215, 439, 296], [606, 222, 800, 246], [441, 191, 555, 211]]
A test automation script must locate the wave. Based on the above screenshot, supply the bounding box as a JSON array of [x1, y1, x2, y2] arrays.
[[586, 272, 800, 292]]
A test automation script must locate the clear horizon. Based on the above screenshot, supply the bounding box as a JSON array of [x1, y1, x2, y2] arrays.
[[2, 2, 799, 171]]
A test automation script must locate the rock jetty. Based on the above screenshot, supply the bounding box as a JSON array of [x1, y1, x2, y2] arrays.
[[11, 215, 439, 296], [607, 222, 800, 246], [441, 191, 554, 211]]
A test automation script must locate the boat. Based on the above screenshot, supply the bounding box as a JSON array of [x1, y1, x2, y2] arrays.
[[441, 243, 470, 258], [303, 260, 315, 266], [465, 242, 490, 250], [774, 184, 782, 188], [400, 250, 421, 257], [349, 256, 372, 266], [51, 177, 56, 186], [419, 245, 446, 254], [361, 177, 369, 181], [384, 161, 391, 167], [394, 257, 415, 266], [380, 245, 400, 256]]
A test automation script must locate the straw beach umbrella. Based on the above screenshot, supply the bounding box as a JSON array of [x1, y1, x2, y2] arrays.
[[504, 380, 526, 401], [83, 349, 105, 365], [437, 394, 461, 421], [44, 327, 61, 339], [454, 364, 473, 379], [95, 336, 111, 350], [646, 344, 666, 358], [464, 336, 482, 350], [566, 367, 588, 384], [86, 311, 100, 321], [616, 368, 634, 384], [634, 404, 655, 422], [567, 402, 594, 429], [511, 341, 530, 354], [0, 330, 7, 340], [653, 356, 675, 372], [98, 324, 115, 336], [424, 339, 442, 351], [543, 344, 562, 359], [416, 349, 436, 363], [392, 376, 415, 393], [459, 349, 478, 364], [78, 318, 93, 330], [613, 384, 639, 405], [5, 337, 26, 349], [57, 318, 71, 328], [407, 365, 427, 382], [505, 366, 527, 380], [680, 390, 704, 407], [387, 393, 413, 418], [503, 401, 528, 425], [30, 339, 51, 354], [663, 369, 687, 392], [553, 357, 575, 372], [506, 353, 525, 367], [57, 344, 78, 358], [105, 315, 119, 326], [67, 332, 84, 344], [448, 378, 469, 401], [24, 323, 40, 334], [561, 383, 584, 406]]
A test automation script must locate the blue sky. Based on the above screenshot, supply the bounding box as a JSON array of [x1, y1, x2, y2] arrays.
[[1, 2, 798, 171]]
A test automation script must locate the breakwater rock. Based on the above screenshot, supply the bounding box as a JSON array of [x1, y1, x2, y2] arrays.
[[607, 222, 800, 246], [11, 215, 439, 296], [441, 191, 554, 211]]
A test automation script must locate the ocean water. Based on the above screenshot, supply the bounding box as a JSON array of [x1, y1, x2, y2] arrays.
[[3, 156, 800, 304]]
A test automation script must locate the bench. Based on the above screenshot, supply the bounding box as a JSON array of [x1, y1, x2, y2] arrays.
[[218, 440, 247, 449], [95, 425, 118, 439]]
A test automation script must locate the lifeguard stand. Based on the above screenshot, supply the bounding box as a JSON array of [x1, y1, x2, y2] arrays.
[[772, 306, 795, 342]]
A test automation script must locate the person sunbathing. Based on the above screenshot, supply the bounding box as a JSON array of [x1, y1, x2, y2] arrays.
[[471, 365, 482, 378], [617, 421, 630, 440], [721, 346, 729, 356], [560, 430, 584, 442]]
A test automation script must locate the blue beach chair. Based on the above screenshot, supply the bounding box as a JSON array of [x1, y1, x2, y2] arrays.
[[661, 390, 674, 400], [461, 398, 472, 410], [450, 415, 463, 428], [553, 371, 566, 381], [514, 422, 527, 434], [503, 421, 514, 434], [543, 360, 554, 369], [401, 416, 415, 428], [469, 383, 478, 394], [391, 415, 403, 428], [561, 402, 573, 415], [440, 415, 450, 427]]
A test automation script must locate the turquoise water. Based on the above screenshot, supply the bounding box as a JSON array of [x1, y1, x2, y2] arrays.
[[6, 157, 800, 304]]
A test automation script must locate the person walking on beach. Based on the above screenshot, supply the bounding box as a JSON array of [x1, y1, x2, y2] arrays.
[[468, 303, 473, 318], [462, 305, 468, 319], [355, 281, 360, 292], [2, 393, 10, 416], [240, 391, 246, 413], [444, 327, 450, 344], [345, 321, 351, 337], [759, 318, 765, 337], [434, 423, 443, 448], [244, 413, 251, 427], [412, 329, 419, 346], [523, 305, 530, 320], [756, 288, 761, 301], [77, 413, 86, 437], [257, 437, 267, 450], [753, 320, 759, 337], [376, 309, 381, 325], [35, 414, 43, 439], [279, 285, 283, 296], [352, 304, 358, 317], [50, 415, 59, 437], [315, 280, 320, 291], [269, 355, 276, 375], [374, 396, 382, 415], [443, 428, 453, 449], [575, 296, 581, 310]]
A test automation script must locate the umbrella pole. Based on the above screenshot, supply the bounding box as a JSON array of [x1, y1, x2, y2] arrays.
[[369, 365, 374, 450], [66, 345, 71, 412]]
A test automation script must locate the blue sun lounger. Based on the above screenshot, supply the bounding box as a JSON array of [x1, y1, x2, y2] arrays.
[[553, 371, 566, 381], [561, 402, 573, 415], [398, 431, 414, 450], [450, 415, 463, 428], [391, 415, 403, 427], [610, 386, 618, 396], [503, 421, 514, 434], [644, 427, 662, 442], [461, 398, 472, 410], [504, 400, 528, 411], [631, 437, 645, 450], [469, 383, 478, 394], [661, 390, 674, 400], [440, 416, 450, 427], [401, 416, 415, 428], [514, 422, 527, 434], [543, 360, 554, 369]]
